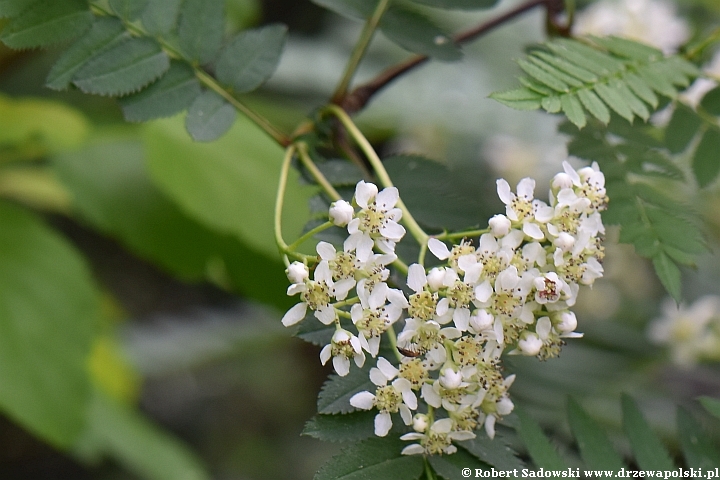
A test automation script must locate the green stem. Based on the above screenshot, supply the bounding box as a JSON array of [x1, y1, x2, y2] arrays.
[[296, 143, 343, 201], [418, 241, 428, 266], [423, 457, 437, 480], [435, 227, 490, 241], [333, 296, 360, 308], [392, 257, 409, 276], [89, 3, 290, 147], [331, 0, 392, 104], [324, 105, 429, 248], [275, 146, 296, 265], [685, 26, 720, 60], [386, 325, 403, 362], [286, 221, 334, 252]]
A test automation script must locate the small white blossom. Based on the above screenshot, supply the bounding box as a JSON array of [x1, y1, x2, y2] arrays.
[[285, 262, 309, 285], [320, 329, 365, 376], [329, 199, 354, 226]]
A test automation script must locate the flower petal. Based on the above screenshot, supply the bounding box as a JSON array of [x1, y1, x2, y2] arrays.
[[350, 391, 375, 410], [407, 264, 428, 292], [281, 302, 307, 327], [428, 238, 451, 260], [375, 412, 392, 437], [355, 181, 377, 209], [496, 179, 513, 204]]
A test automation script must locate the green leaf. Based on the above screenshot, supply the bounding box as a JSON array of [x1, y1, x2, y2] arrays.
[[621, 394, 675, 470], [311, 0, 370, 20], [577, 89, 610, 124], [664, 103, 702, 153], [379, 4, 461, 61], [692, 128, 720, 188], [488, 87, 542, 110], [53, 133, 292, 307], [295, 315, 335, 346], [0, 0, 39, 18], [532, 50, 598, 83], [567, 397, 624, 470], [560, 94, 586, 128], [184, 90, 237, 142], [140, 0, 182, 36], [303, 411, 377, 443], [143, 114, 314, 259], [178, 0, 224, 64], [652, 252, 682, 303], [594, 82, 634, 122], [315, 436, 424, 480], [317, 366, 374, 414], [517, 58, 570, 93], [677, 407, 720, 469], [109, 0, 148, 20], [408, 0, 499, 10], [119, 61, 201, 122], [699, 396, 720, 420], [0, 201, 97, 448], [637, 65, 677, 98], [429, 446, 491, 477], [0, 0, 92, 49], [590, 35, 662, 62], [46, 17, 129, 91], [315, 159, 365, 187], [700, 86, 720, 116], [215, 24, 287, 93], [625, 73, 658, 108], [459, 431, 525, 471], [72, 37, 170, 96], [515, 408, 568, 470], [541, 95, 561, 113], [74, 391, 210, 480]]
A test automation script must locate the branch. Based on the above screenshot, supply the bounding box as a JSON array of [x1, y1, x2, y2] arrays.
[[340, 0, 562, 114]]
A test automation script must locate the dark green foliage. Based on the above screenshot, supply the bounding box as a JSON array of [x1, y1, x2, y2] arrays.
[[677, 408, 720, 469], [46, 17, 129, 91], [119, 61, 201, 122], [0, 201, 97, 448], [178, 0, 224, 64], [515, 408, 568, 470], [314, 436, 424, 480], [303, 411, 377, 443], [491, 37, 699, 128], [692, 128, 720, 188], [563, 119, 707, 301], [185, 90, 237, 142], [429, 447, 491, 477], [665, 103, 702, 153], [621, 395, 675, 470], [700, 86, 720, 116], [72, 37, 170, 96], [0, 0, 92, 49], [409, 0, 500, 9], [109, 0, 148, 21], [215, 24, 288, 93], [140, 0, 182, 36], [459, 431, 526, 470], [0, 0, 40, 18], [317, 366, 374, 414], [699, 396, 720, 420]]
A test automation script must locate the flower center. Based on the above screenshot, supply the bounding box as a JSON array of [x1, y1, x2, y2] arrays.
[[374, 385, 402, 413], [331, 337, 356, 359], [303, 281, 331, 309], [409, 291, 437, 320], [448, 281, 474, 309], [453, 336, 483, 367], [330, 252, 359, 280], [356, 309, 388, 337], [399, 359, 428, 390], [358, 204, 386, 236], [492, 291, 521, 316], [510, 197, 533, 221]]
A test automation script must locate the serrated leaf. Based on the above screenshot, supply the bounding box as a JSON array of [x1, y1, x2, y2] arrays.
[[625, 73, 658, 108], [184, 90, 236, 142], [46, 17, 129, 91], [567, 397, 625, 470], [144, 114, 312, 259], [698, 396, 720, 420], [692, 128, 720, 188], [613, 79, 650, 121], [0, 0, 39, 18], [489, 87, 542, 110], [459, 431, 525, 470], [72, 37, 170, 96], [315, 436, 424, 480], [541, 95, 561, 113], [303, 411, 377, 443], [517, 58, 569, 93], [409, 0, 499, 10], [527, 56, 584, 88], [295, 315, 335, 346], [215, 24, 287, 93], [109, 0, 148, 21], [577, 89, 610, 124], [594, 82, 634, 122], [0, 0, 92, 49], [0, 201, 97, 448], [315, 160, 365, 187], [665, 103, 702, 153], [317, 365, 374, 414], [591, 35, 662, 62], [311, 0, 370, 19], [652, 252, 682, 303], [637, 65, 677, 98], [560, 94, 586, 128], [429, 446, 490, 477], [515, 408, 568, 470], [621, 395, 675, 470], [677, 407, 720, 469], [700, 86, 720, 116], [379, 4, 461, 61], [119, 61, 201, 122], [140, 0, 182, 36], [551, 38, 623, 74], [178, 0, 224, 64]]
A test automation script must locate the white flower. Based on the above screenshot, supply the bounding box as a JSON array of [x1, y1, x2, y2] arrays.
[[351, 283, 407, 356], [436, 255, 484, 331], [554, 311, 578, 334], [345, 181, 406, 261], [401, 418, 475, 455], [517, 332, 543, 356], [329, 199, 354, 226], [489, 214, 511, 237], [320, 329, 365, 376], [533, 272, 570, 304], [496, 178, 553, 240], [285, 262, 309, 285], [349, 357, 417, 436]]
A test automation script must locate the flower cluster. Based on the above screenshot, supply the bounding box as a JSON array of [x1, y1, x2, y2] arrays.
[[648, 295, 720, 366], [281, 162, 607, 455]]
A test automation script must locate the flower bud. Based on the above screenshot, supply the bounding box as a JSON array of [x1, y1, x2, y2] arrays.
[[329, 200, 354, 226], [554, 311, 577, 334], [470, 309, 493, 332], [554, 232, 575, 252], [413, 413, 429, 432], [488, 214, 511, 237], [285, 262, 309, 284], [426, 267, 445, 291], [552, 172, 574, 190], [439, 368, 463, 389], [518, 333, 542, 356]]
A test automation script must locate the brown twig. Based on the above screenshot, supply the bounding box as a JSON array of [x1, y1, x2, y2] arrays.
[[340, 0, 563, 114]]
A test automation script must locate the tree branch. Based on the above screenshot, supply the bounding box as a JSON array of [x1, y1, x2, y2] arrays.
[[340, 0, 563, 114]]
